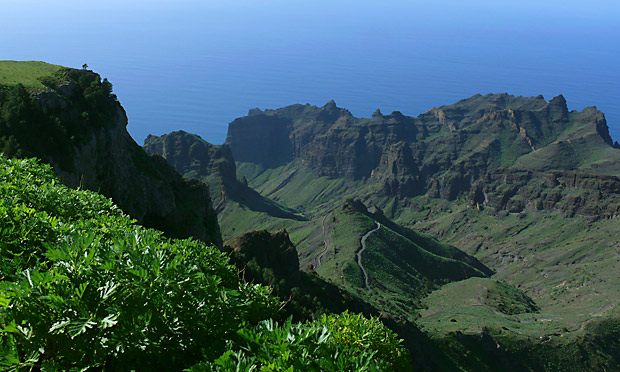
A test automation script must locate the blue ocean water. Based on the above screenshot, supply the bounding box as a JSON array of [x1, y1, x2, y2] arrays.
[[2, 0, 619, 145]]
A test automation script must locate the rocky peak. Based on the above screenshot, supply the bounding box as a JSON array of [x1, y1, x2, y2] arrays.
[[548, 94, 569, 119], [318, 99, 350, 123], [143, 130, 237, 186], [549, 94, 567, 108], [225, 229, 300, 283], [323, 99, 338, 110], [248, 107, 263, 116]]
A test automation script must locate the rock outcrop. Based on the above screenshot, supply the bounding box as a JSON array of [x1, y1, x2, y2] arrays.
[[225, 229, 301, 284], [144, 130, 305, 220], [143, 131, 237, 186]]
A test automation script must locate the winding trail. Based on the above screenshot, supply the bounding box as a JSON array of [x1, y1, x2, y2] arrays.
[[315, 213, 332, 268], [357, 222, 380, 289], [592, 300, 620, 317]]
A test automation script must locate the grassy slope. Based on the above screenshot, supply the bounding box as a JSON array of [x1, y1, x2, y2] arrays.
[[235, 160, 375, 262], [396, 198, 620, 335], [315, 206, 375, 289], [511, 109, 620, 174], [237, 148, 620, 336], [363, 224, 487, 313], [305, 202, 492, 320], [221, 162, 493, 321], [237, 160, 374, 215], [0, 60, 63, 88], [419, 277, 543, 337], [235, 161, 620, 366]]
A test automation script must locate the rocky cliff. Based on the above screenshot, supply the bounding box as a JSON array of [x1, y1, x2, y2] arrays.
[[225, 94, 620, 217], [143, 131, 238, 186], [143, 130, 305, 221], [0, 67, 221, 245]]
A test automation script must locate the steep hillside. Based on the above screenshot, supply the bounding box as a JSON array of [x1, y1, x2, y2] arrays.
[[0, 62, 220, 245], [142, 130, 496, 321], [311, 199, 493, 318], [143, 131, 305, 240], [220, 94, 620, 370], [223, 229, 378, 321], [227, 94, 620, 182], [148, 95, 620, 336], [5, 60, 620, 370]]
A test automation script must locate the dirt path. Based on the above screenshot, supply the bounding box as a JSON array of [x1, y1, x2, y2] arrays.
[[315, 213, 332, 268], [357, 222, 380, 289], [592, 300, 620, 317]]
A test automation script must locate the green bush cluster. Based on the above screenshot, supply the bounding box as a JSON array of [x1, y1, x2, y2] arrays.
[[0, 156, 410, 371], [192, 312, 411, 372], [0, 157, 279, 370]]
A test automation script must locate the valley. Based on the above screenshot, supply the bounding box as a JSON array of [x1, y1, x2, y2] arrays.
[[2, 61, 620, 371], [145, 90, 620, 370]]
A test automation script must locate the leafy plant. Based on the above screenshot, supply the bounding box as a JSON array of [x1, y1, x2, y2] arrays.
[[191, 312, 412, 371], [0, 156, 410, 371], [0, 156, 279, 371]]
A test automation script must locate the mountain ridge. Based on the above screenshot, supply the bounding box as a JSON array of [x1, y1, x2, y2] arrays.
[[225, 93, 620, 184]]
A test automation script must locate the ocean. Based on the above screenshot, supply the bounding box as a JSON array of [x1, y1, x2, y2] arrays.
[[3, 0, 619, 145]]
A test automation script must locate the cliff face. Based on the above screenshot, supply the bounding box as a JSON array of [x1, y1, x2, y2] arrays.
[[225, 94, 620, 217], [143, 130, 305, 221], [469, 170, 620, 218], [0, 68, 221, 246], [143, 131, 237, 186], [226, 102, 416, 179]]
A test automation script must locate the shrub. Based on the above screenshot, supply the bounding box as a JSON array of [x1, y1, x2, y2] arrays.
[[191, 311, 412, 371], [0, 157, 279, 371]]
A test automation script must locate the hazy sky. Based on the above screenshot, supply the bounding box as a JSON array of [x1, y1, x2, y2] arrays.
[[4, 0, 619, 53]]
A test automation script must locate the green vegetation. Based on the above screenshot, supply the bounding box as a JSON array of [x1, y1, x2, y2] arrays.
[[0, 65, 117, 169], [193, 312, 411, 371], [0, 156, 410, 371], [233, 160, 377, 260], [419, 278, 542, 335], [403, 199, 620, 333], [0, 61, 63, 88], [7, 61, 620, 369], [315, 202, 375, 289], [211, 93, 620, 370], [313, 200, 491, 319], [237, 160, 374, 217], [0, 156, 276, 370]]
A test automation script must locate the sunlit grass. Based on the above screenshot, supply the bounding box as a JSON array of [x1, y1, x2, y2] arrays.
[[0, 60, 63, 88]]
